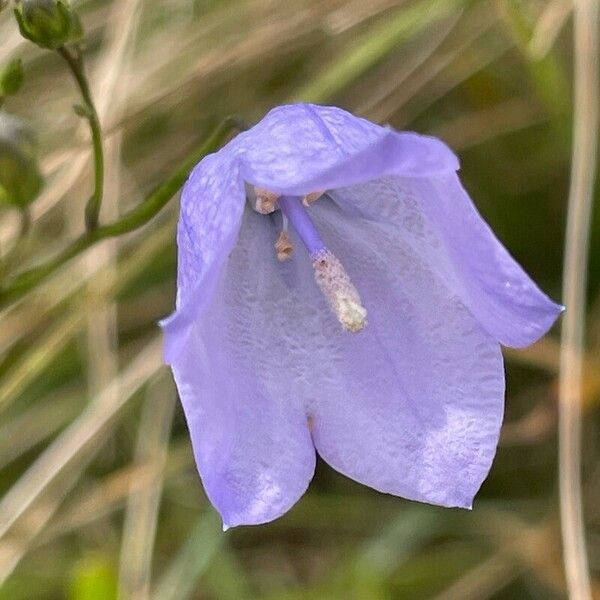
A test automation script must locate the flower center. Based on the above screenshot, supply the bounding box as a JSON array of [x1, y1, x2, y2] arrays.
[[277, 195, 367, 333]]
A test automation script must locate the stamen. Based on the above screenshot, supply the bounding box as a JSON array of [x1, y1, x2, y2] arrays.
[[311, 249, 367, 332], [274, 230, 293, 261], [253, 187, 278, 214], [302, 191, 324, 206], [278, 195, 367, 332]]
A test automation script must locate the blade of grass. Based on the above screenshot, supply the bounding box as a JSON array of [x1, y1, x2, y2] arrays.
[[0, 389, 80, 469], [28, 440, 194, 548], [496, 0, 570, 126], [370, 5, 504, 123], [0, 214, 171, 358], [0, 221, 173, 417], [34, 442, 191, 547], [430, 97, 545, 151], [387, 25, 510, 125], [295, 0, 464, 103], [431, 551, 521, 600], [0, 311, 82, 416], [529, 0, 572, 59], [356, 7, 464, 116], [0, 468, 84, 583], [0, 338, 163, 548], [153, 511, 224, 600], [118, 377, 176, 600]]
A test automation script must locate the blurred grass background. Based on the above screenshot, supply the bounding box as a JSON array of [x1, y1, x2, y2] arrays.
[[0, 0, 599, 598]]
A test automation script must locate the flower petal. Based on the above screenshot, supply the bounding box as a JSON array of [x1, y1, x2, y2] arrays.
[[161, 150, 245, 363], [329, 174, 562, 348], [305, 200, 506, 508], [174, 199, 504, 512], [164, 104, 462, 362], [169, 207, 317, 527], [233, 103, 458, 193]]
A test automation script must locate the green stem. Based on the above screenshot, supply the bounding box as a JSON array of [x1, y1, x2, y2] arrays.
[[0, 117, 242, 308], [58, 45, 104, 231]]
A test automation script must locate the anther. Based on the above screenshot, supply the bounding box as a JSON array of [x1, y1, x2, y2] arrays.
[[302, 191, 323, 206], [274, 230, 293, 261], [253, 187, 278, 214]]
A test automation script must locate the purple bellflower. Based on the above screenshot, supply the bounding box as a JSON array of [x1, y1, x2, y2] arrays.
[[161, 104, 562, 528]]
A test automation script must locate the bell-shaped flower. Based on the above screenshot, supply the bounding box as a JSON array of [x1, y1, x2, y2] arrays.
[[161, 104, 562, 528]]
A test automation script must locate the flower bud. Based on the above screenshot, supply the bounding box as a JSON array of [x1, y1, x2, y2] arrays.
[[0, 59, 24, 97], [14, 0, 83, 50], [0, 112, 43, 207]]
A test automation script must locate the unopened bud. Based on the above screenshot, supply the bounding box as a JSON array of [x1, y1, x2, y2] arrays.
[[0, 112, 43, 207], [0, 59, 24, 97], [14, 0, 83, 49]]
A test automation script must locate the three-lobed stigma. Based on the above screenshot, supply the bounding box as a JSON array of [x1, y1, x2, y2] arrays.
[[311, 249, 367, 332]]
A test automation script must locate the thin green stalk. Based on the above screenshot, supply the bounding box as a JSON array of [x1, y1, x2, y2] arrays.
[[0, 117, 242, 308], [58, 46, 105, 231]]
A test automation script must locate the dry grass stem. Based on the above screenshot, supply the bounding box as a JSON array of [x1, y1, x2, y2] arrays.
[[0, 338, 163, 550], [558, 0, 598, 597], [118, 377, 176, 600]]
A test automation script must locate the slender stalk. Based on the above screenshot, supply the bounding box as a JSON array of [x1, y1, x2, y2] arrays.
[[0, 117, 242, 308], [558, 1, 598, 598], [58, 46, 105, 230]]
